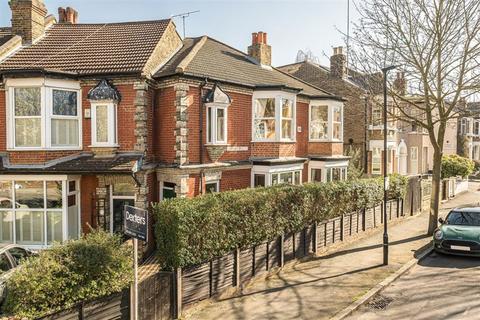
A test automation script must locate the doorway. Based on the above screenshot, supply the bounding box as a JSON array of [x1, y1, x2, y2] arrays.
[[109, 183, 136, 234]]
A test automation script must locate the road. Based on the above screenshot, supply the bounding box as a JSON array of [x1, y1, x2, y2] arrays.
[[347, 184, 480, 320], [347, 253, 480, 320]]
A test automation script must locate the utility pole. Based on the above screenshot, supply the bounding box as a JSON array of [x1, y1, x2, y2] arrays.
[[171, 10, 200, 39]]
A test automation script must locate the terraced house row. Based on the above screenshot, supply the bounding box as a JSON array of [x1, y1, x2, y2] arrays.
[[0, 1, 348, 250]]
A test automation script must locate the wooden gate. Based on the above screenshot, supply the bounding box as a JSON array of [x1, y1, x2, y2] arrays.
[[138, 272, 173, 320]]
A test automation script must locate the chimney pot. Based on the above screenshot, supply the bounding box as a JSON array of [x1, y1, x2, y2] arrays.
[[248, 30, 272, 66], [58, 6, 78, 24]]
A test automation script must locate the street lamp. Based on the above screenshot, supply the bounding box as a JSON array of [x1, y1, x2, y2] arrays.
[[381, 65, 397, 266]]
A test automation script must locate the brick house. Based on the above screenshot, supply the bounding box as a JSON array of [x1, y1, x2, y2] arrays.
[[278, 47, 399, 176], [0, 1, 183, 250], [0, 1, 347, 250], [152, 33, 348, 199]]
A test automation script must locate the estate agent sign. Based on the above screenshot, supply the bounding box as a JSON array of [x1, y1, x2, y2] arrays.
[[124, 205, 148, 241]]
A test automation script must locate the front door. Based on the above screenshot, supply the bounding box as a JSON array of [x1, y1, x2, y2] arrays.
[[112, 198, 135, 234]]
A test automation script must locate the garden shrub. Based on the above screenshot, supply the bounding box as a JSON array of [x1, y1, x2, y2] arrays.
[[154, 177, 406, 269], [441, 154, 475, 178], [3, 230, 133, 319]]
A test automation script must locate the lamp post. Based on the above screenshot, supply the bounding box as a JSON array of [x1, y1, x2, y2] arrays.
[[381, 65, 397, 266]]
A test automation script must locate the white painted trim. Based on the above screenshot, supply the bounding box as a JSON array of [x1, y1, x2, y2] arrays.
[[206, 103, 229, 145], [251, 91, 297, 142], [307, 160, 349, 182], [251, 163, 304, 187], [6, 79, 82, 150], [91, 102, 118, 147], [308, 100, 344, 142]]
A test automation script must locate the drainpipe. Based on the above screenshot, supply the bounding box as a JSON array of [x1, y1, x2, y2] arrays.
[[199, 79, 208, 194]]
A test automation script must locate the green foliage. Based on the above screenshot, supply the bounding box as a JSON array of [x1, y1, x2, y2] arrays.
[[346, 146, 365, 180], [154, 177, 406, 269], [3, 230, 133, 319], [441, 154, 475, 179], [387, 173, 408, 200]]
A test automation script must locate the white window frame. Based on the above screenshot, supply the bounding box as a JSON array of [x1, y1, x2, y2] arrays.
[[309, 100, 344, 142], [308, 160, 349, 182], [205, 180, 220, 193], [251, 163, 304, 187], [0, 175, 81, 250], [372, 147, 382, 175], [159, 181, 177, 200], [91, 101, 118, 147], [6, 78, 82, 151], [206, 103, 228, 145], [252, 91, 296, 142], [109, 185, 136, 234]]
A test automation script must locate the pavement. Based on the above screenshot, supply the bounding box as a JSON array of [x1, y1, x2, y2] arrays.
[[184, 182, 480, 320], [346, 183, 480, 320]]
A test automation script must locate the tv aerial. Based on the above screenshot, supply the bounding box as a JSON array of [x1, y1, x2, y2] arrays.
[[171, 10, 200, 39]]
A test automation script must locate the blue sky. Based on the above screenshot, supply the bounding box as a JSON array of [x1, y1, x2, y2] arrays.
[[0, 0, 358, 66]]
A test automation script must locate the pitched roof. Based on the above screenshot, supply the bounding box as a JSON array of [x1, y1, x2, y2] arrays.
[[0, 20, 171, 76], [0, 28, 13, 47], [154, 37, 340, 99], [278, 61, 381, 92]]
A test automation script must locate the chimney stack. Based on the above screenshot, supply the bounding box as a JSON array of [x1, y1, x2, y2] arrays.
[[393, 72, 407, 96], [58, 7, 78, 24], [330, 46, 347, 79], [248, 31, 272, 66], [9, 0, 47, 44]]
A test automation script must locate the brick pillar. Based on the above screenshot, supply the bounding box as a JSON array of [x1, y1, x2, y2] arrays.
[[134, 81, 149, 154], [174, 84, 189, 165]]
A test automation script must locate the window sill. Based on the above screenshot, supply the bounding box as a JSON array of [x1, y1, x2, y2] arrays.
[[7, 147, 83, 151], [89, 144, 120, 148], [308, 140, 342, 143], [204, 143, 229, 147], [251, 140, 297, 143]]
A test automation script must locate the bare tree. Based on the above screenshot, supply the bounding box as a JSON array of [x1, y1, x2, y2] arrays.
[[350, 0, 480, 234]]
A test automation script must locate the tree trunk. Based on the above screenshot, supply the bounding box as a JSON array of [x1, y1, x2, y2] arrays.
[[428, 149, 443, 235]]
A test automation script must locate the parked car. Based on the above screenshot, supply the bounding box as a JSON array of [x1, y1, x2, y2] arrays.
[[0, 244, 35, 305], [434, 206, 480, 256]]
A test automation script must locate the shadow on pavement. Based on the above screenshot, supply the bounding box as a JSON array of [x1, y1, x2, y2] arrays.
[[419, 251, 480, 269], [315, 234, 431, 260], [217, 263, 384, 302]]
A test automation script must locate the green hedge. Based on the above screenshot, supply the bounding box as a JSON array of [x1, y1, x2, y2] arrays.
[[154, 177, 407, 269], [3, 231, 133, 319], [441, 154, 475, 178]]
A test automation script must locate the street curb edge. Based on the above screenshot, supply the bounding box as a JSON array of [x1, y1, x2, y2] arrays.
[[329, 246, 433, 320]]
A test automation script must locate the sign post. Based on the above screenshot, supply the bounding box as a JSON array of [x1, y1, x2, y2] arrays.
[[124, 205, 148, 320]]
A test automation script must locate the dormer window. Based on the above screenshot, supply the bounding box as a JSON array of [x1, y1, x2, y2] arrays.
[[252, 91, 296, 142], [6, 78, 81, 150], [87, 80, 121, 148], [204, 84, 231, 145]]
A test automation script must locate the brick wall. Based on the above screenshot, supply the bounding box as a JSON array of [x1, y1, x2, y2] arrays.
[[154, 86, 176, 163], [251, 142, 296, 158], [220, 169, 251, 191], [308, 142, 343, 156], [296, 102, 308, 157], [0, 89, 6, 152]]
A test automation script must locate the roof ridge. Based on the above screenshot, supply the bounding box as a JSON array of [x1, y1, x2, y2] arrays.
[[176, 36, 208, 73], [55, 18, 171, 27], [25, 23, 109, 70]]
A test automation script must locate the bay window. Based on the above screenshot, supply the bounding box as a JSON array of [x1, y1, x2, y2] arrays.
[[91, 102, 117, 147], [253, 92, 296, 142], [309, 160, 348, 183], [251, 163, 304, 187], [7, 78, 81, 150], [206, 104, 227, 144], [0, 176, 80, 248], [309, 101, 343, 141]]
